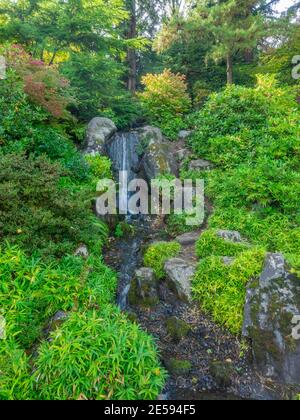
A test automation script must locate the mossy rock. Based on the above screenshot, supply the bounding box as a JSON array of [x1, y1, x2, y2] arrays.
[[166, 316, 191, 342], [165, 358, 192, 376], [128, 267, 159, 308], [209, 361, 234, 388]]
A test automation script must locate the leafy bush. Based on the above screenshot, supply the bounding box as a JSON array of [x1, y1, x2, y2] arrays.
[[0, 245, 116, 348], [1, 44, 74, 119], [192, 248, 266, 334], [34, 307, 166, 400], [166, 213, 197, 237], [191, 75, 300, 275], [139, 69, 191, 140], [196, 230, 249, 259], [0, 245, 165, 400], [0, 339, 34, 400], [144, 241, 181, 279], [84, 154, 113, 180], [0, 154, 106, 256]]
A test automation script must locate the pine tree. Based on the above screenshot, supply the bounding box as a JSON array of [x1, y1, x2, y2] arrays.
[[190, 0, 266, 84]]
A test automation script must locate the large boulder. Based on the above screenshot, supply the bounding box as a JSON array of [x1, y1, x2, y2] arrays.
[[84, 117, 117, 155], [243, 253, 300, 387], [164, 258, 196, 302], [139, 126, 178, 182], [128, 267, 159, 307]]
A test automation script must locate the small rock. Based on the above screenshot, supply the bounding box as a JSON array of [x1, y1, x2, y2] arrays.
[[222, 257, 235, 266], [128, 267, 159, 307], [188, 159, 213, 172], [74, 245, 89, 259], [164, 358, 192, 376], [217, 230, 243, 243], [175, 232, 200, 246], [164, 258, 196, 302], [209, 361, 233, 388], [166, 316, 191, 342], [178, 130, 194, 140]]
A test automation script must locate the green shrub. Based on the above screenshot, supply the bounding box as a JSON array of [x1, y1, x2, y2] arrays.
[[166, 213, 196, 237], [192, 248, 266, 334], [0, 339, 34, 400], [34, 307, 166, 400], [84, 154, 113, 179], [0, 153, 107, 256], [195, 230, 249, 259], [0, 245, 116, 348], [144, 241, 181, 279], [191, 75, 300, 274], [139, 69, 191, 140]]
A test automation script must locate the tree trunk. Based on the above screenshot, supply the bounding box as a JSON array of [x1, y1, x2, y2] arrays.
[[127, 0, 137, 94], [226, 53, 233, 85]]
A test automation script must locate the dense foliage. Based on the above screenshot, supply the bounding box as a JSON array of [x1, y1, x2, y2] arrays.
[[189, 75, 300, 330], [139, 69, 191, 139], [144, 241, 181, 279]]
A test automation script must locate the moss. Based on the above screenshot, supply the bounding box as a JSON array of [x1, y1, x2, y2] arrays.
[[165, 358, 192, 376], [209, 361, 234, 388], [144, 241, 182, 280], [128, 277, 159, 308], [166, 317, 191, 342], [196, 229, 249, 259]]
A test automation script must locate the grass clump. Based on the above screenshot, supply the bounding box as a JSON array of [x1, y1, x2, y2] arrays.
[[192, 247, 266, 334], [34, 307, 167, 400], [195, 229, 249, 259], [144, 241, 181, 279]]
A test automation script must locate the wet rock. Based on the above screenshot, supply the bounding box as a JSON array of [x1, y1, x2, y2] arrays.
[[178, 130, 193, 140], [139, 126, 178, 182], [166, 316, 191, 343], [164, 258, 196, 302], [84, 117, 117, 155], [217, 230, 243, 243], [209, 361, 234, 388], [243, 253, 300, 387], [74, 245, 89, 259], [128, 267, 159, 307], [165, 358, 192, 376], [175, 232, 200, 246], [188, 159, 213, 172]]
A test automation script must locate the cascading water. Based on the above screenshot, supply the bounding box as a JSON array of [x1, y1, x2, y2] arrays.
[[107, 132, 140, 214]]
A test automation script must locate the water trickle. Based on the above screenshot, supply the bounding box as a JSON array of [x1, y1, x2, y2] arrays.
[[107, 132, 140, 214]]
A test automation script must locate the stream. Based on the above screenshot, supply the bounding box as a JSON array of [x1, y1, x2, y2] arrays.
[[104, 131, 275, 401]]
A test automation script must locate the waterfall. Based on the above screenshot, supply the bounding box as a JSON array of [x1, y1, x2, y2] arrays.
[[107, 132, 140, 214]]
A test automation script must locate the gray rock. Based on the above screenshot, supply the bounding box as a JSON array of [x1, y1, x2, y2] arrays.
[[243, 253, 300, 386], [188, 159, 213, 172], [217, 230, 243, 243], [84, 117, 117, 155], [139, 126, 178, 182], [222, 257, 235, 266], [164, 258, 196, 302], [177, 148, 191, 162], [128, 267, 159, 307], [178, 130, 193, 140], [74, 245, 89, 259], [175, 232, 200, 246]]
